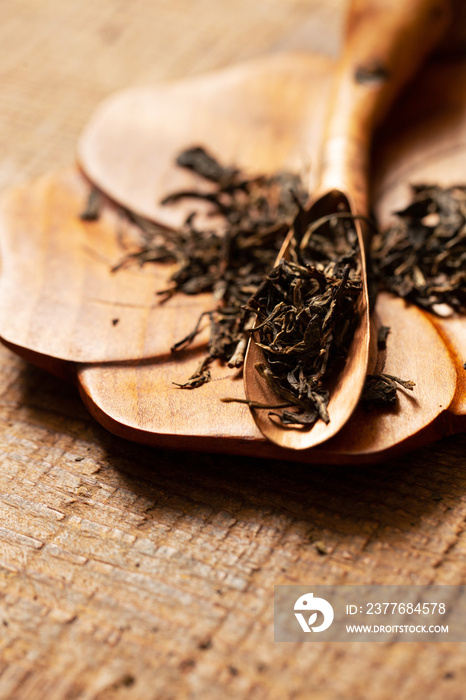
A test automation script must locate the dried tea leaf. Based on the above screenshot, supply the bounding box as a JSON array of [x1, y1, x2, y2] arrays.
[[372, 185, 466, 314], [377, 325, 390, 349], [361, 372, 415, 409], [80, 187, 102, 221], [175, 146, 237, 183], [172, 358, 212, 389]]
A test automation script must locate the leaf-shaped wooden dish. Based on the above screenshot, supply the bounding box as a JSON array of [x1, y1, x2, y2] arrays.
[[373, 58, 466, 420], [0, 52, 464, 463]]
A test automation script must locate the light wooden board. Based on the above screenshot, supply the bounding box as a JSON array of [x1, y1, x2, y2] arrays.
[[0, 1, 466, 699]]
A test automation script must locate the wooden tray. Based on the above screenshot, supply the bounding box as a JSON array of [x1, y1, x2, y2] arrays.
[[0, 53, 464, 463]]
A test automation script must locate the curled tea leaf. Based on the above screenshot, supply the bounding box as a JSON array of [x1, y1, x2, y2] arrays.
[[361, 373, 415, 409]]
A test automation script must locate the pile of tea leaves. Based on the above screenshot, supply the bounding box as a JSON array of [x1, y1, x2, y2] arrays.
[[243, 213, 363, 426], [113, 146, 308, 386], [109, 146, 408, 428], [152, 148, 363, 427], [372, 184, 466, 315]]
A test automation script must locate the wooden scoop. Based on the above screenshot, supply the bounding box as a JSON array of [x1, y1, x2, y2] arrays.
[[243, 0, 452, 449]]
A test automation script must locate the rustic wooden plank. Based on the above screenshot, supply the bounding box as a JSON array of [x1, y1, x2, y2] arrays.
[[0, 1, 466, 699]]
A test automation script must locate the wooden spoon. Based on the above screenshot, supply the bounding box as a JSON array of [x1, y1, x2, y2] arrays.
[[243, 0, 452, 449]]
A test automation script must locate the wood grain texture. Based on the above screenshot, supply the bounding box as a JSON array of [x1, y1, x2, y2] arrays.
[[0, 1, 466, 699], [0, 349, 466, 700], [78, 52, 332, 226], [0, 168, 214, 363]]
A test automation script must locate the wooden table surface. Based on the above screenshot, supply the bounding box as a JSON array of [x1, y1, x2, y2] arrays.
[[0, 1, 465, 698]]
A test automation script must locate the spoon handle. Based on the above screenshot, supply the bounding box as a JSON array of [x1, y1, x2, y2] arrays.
[[316, 0, 451, 217]]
